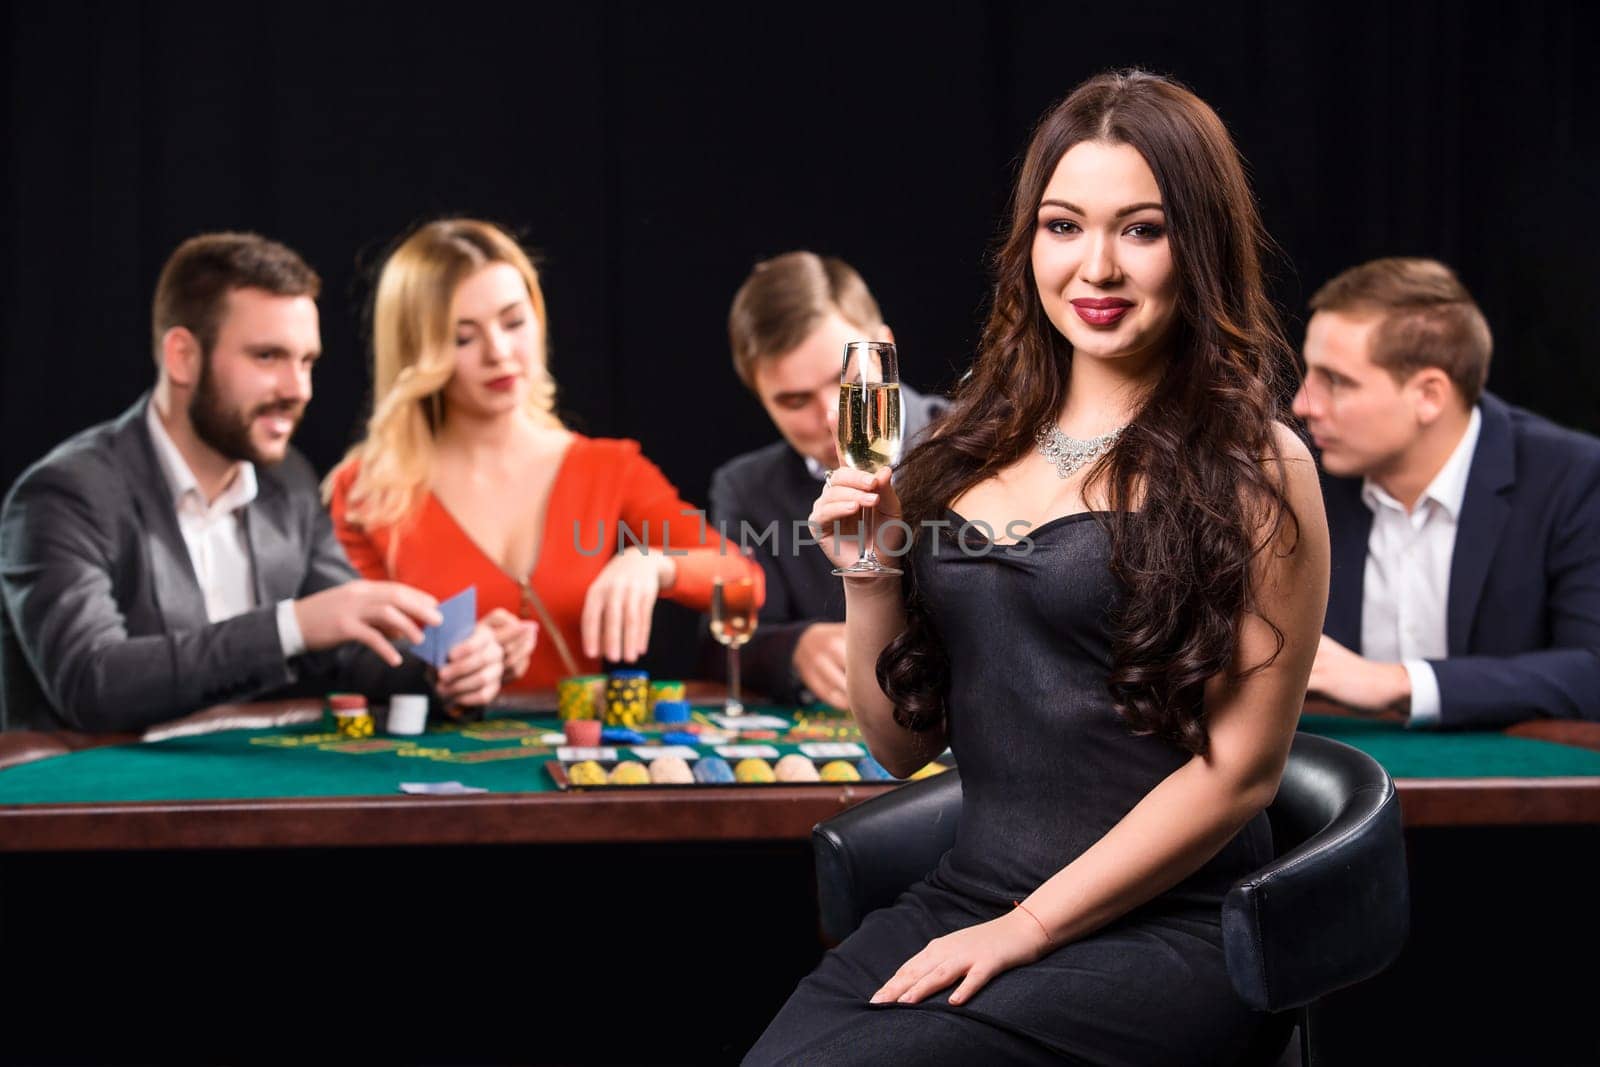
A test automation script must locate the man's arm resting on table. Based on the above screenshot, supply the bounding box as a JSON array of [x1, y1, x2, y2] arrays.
[[1431, 648, 1600, 729], [0, 473, 293, 732]]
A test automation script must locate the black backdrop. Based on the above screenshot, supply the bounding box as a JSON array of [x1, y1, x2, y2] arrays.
[[5, 0, 1597, 504], [5, 6, 1600, 1062]]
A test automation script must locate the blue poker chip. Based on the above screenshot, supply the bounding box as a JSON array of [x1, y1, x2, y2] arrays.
[[693, 756, 736, 784], [660, 731, 699, 746], [653, 700, 691, 723], [609, 669, 649, 680], [857, 756, 896, 781], [601, 727, 647, 745]]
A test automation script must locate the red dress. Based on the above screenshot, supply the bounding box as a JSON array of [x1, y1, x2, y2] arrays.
[[327, 436, 761, 691]]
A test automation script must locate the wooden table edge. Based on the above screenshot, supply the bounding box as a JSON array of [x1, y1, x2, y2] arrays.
[[3, 775, 1598, 852], [1395, 776, 1600, 826], [0, 781, 902, 852]]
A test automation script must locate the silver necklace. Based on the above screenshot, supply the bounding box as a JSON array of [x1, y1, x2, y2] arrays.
[[1035, 422, 1124, 479]]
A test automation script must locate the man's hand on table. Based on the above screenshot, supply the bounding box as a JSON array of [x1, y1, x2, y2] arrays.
[[1306, 634, 1411, 721], [793, 622, 849, 710]]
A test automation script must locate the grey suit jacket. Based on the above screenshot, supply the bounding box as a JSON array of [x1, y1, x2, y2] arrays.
[[704, 383, 948, 704], [0, 395, 424, 732]]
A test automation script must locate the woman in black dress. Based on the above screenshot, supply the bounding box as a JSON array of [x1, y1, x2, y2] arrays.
[[745, 70, 1329, 1066]]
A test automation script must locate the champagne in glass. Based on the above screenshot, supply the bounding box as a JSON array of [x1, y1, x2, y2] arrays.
[[833, 341, 903, 577], [710, 575, 759, 716], [838, 382, 902, 472]]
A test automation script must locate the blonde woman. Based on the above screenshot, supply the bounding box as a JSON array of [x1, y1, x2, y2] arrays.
[[326, 219, 761, 692]]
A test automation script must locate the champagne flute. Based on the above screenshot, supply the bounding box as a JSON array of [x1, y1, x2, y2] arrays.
[[710, 574, 759, 716], [832, 340, 903, 577]]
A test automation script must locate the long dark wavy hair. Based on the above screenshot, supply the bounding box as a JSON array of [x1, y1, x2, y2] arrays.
[[879, 70, 1301, 755]]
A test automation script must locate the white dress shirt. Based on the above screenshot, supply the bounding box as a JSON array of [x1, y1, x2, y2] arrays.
[[145, 404, 305, 657], [1360, 407, 1482, 726]]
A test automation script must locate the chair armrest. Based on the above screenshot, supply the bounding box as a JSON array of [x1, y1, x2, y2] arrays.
[[1222, 736, 1410, 1012], [812, 769, 962, 942]]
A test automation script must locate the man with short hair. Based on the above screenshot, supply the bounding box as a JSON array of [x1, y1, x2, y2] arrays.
[[708, 252, 946, 709], [0, 232, 502, 732], [1293, 256, 1600, 728]]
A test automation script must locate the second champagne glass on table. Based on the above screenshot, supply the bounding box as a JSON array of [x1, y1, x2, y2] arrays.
[[710, 574, 759, 716], [833, 340, 903, 577]]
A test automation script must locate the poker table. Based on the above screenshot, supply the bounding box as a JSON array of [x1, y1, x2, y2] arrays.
[[1, 698, 1597, 1064], [0, 696, 909, 851], [1, 702, 1598, 852]]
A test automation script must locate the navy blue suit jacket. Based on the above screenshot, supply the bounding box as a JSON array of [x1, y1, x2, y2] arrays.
[[1322, 392, 1600, 728]]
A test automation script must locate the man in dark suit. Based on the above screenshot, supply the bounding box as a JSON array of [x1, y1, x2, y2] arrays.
[[1293, 256, 1600, 728], [0, 232, 503, 733], [707, 252, 945, 708]]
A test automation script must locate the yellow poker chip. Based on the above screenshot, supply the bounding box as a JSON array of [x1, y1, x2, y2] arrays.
[[819, 760, 861, 782], [334, 712, 375, 739], [604, 673, 651, 727], [648, 680, 686, 712], [567, 760, 608, 786], [608, 760, 651, 786], [910, 761, 949, 779], [558, 675, 605, 721], [734, 758, 776, 784]]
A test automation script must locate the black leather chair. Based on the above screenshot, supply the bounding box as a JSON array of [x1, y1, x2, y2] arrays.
[[812, 732, 1410, 1066]]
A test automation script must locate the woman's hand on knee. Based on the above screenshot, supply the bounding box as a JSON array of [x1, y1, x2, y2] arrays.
[[868, 911, 1051, 1007]]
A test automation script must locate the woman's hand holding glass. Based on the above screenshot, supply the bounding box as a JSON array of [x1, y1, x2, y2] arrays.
[[808, 466, 908, 575], [580, 546, 675, 663], [832, 340, 904, 576]]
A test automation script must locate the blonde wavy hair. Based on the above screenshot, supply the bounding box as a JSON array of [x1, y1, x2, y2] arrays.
[[327, 219, 564, 530]]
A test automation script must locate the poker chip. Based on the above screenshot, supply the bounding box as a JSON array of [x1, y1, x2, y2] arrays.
[[692, 757, 736, 784], [600, 726, 647, 745], [652, 700, 691, 724], [659, 731, 698, 746], [910, 762, 949, 779], [734, 758, 776, 784], [327, 693, 367, 710], [857, 756, 895, 781], [649, 756, 695, 784], [334, 712, 375, 739], [608, 760, 651, 785], [558, 675, 606, 721], [649, 680, 686, 713], [564, 719, 602, 747], [567, 760, 608, 786], [604, 670, 651, 727], [819, 760, 861, 783], [774, 754, 821, 782]]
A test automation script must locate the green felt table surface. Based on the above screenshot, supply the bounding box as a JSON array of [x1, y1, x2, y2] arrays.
[[1298, 714, 1600, 779], [1, 710, 1597, 807], [0, 707, 880, 804]]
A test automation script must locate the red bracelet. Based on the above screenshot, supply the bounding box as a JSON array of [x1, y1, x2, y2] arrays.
[[1012, 900, 1053, 947]]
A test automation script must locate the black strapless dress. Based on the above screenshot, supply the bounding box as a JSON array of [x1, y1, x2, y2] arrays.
[[745, 514, 1274, 1066]]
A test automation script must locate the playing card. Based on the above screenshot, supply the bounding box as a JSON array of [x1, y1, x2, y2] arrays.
[[400, 586, 477, 668], [399, 780, 488, 795]]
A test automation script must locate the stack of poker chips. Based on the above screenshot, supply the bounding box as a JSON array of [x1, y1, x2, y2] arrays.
[[652, 699, 691, 726], [328, 693, 374, 739], [604, 669, 650, 727], [648, 679, 686, 714], [557, 674, 606, 721]]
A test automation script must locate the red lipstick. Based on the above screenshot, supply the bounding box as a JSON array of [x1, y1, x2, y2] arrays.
[[1070, 297, 1133, 327], [486, 375, 518, 392]]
